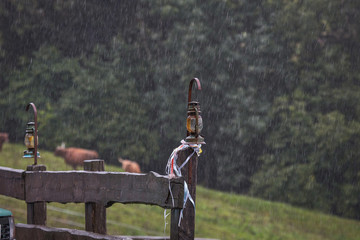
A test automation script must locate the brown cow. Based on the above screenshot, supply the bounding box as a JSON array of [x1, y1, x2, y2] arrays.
[[55, 146, 99, 170], [0, 133, 9, 152], [118, 158, 141, 173]]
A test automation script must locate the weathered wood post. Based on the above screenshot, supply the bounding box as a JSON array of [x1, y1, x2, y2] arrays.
[[26, 164, 47, 225], [170, 147, 198, 240], [84, 159, 107, 234], [171, 78, 204, 240]]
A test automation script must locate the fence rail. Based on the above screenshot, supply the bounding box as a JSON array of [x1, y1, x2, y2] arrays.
[[0, 147, 199, 239], [15, 224, 217, 240], [0, 166, 183, 208], [0, 166, 25, 200], [25, 170, 184, 208]]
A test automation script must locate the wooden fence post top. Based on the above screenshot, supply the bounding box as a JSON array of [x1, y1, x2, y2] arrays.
[[26, 164, 46, 171], [26, 164, 47, 226], [170, 144, 200, 240], [84, 159, 105, 171]]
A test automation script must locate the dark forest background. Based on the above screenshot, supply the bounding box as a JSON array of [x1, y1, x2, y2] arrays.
[[1, 0, 360, 220]]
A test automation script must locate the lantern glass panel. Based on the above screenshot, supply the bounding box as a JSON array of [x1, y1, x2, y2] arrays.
[[186, 115, 203, 133], [24, 133, 35, 149]]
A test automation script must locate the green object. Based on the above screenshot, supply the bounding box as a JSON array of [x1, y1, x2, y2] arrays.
[[0, 208, 12, 217], [0, 207, 15, 240]]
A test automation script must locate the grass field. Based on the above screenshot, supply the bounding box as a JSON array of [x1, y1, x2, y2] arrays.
[[1, 143, 360, 240]]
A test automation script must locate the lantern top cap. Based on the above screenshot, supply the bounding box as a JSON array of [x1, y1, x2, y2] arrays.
[[188, 101, 200, 105]]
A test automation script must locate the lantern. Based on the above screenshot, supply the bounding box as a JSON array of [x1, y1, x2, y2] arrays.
[[184, 78, 205, 145], [23, 103, 40, 164]]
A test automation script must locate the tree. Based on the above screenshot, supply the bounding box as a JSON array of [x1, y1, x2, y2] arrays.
[[251, 0, 360, 219], [0, 46, 79, 144], [57, 42, 159, 168]]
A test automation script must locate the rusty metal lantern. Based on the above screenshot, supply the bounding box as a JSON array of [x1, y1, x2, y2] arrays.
[[184, 78, 205, 145], [23, 103, 40, 164]]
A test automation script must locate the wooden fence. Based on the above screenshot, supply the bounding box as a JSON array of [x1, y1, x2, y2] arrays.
[[0, 147, 203, 240]]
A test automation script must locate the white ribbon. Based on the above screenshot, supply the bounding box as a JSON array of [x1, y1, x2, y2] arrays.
[[164, 140, 202, 230]]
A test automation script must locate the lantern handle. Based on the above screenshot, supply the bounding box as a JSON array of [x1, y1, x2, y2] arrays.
[[188, 78, 201, 103], [26, 103, 38, 165]]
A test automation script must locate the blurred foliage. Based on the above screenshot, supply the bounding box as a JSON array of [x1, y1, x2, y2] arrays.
[[251, 0, 360, 220], [1, 0, 360, 220]]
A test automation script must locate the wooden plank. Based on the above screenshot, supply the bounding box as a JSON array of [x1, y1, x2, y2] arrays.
[[120, 237, 170, 240], [15, 223, 125, 240], [84, 160, 107, 234], [0, 166, 25, 200], [170, 208, 180, 240], [25, 170, 184, 208], [27, 202, 47, 225], [15, 224, 218, 240], [26, 164, 47, 226]]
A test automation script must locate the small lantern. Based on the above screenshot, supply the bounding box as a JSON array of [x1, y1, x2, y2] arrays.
[[184, 78, 205, 145], [23, 122, 39, 158], [23, 103, 40, 164]]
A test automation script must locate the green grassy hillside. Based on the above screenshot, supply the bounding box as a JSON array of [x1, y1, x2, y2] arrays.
[[1, 143, 360, 240]]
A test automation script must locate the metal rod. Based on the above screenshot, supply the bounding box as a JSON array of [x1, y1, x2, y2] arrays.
[[188, 78, 201, 103], [26, 103, 38, 165]]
